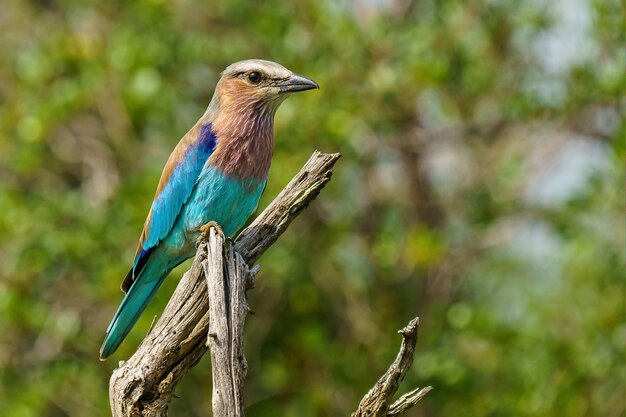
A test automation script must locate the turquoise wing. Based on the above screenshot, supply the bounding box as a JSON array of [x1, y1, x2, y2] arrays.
[[123, 122, 217, 292]]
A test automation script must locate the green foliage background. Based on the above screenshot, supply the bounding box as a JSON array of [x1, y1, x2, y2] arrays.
[[0, 0, 622, 416]]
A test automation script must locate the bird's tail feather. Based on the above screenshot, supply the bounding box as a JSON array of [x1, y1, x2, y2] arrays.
[[100, 267, 169, 360]]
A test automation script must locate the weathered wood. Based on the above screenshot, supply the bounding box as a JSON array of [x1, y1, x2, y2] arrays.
[[351, 318, 432, 417], [234, 151, 341, 264], [108, 150, 431, 417], [204, 228, 255, 417], [387, 385, 433, 417], [109, 151, 341, 417]]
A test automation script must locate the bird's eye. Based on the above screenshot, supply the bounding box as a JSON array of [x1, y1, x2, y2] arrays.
[[247, 71, 262, 84]]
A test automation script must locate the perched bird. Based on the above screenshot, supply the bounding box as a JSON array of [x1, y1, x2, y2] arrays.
[[100, 59, 318, 359]]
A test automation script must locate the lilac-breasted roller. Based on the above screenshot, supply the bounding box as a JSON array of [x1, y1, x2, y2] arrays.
[[100, 60, 318, 359]]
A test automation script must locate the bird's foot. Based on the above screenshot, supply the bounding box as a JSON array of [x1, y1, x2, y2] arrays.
[[197, 221, 225, 248]]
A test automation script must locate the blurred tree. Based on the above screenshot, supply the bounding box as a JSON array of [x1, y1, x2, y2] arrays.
[[0, 0, 622, 416]]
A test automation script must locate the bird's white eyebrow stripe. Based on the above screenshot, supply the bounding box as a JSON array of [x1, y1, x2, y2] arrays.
[[222, 59, 292, 80]]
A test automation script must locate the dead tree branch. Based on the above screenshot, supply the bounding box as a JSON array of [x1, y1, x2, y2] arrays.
[[204, 227, 256, 417], [108, 150, 431, 417], [109, 151, 341, 417], [351, 317, 433, 417]]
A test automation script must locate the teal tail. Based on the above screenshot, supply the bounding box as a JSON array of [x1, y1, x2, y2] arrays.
[[100, 260, 170, 360]]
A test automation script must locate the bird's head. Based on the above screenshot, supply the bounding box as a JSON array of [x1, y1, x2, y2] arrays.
[[208, 59, 319, 116]]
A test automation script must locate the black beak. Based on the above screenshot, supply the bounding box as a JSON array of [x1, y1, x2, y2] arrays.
[[279, 73, 319, 93]]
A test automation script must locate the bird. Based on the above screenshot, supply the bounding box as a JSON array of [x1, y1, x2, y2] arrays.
[[100, 59, 319, 359]]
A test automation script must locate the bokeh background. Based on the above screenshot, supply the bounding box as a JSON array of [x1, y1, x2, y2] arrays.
[[0, 0, 623, 416]]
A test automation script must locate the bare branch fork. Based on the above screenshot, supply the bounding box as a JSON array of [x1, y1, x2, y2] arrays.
[[352, 317, 433, 417], [108, 151, 431, 416]]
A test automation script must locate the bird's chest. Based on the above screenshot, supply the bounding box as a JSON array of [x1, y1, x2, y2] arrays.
[[180, 165, 266, 238]]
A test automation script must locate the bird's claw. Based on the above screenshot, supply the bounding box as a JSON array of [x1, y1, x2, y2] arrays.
[[196, 221, 225, 248]]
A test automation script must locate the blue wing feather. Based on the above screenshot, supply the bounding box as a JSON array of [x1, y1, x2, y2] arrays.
[[133, 123, 217, 271]]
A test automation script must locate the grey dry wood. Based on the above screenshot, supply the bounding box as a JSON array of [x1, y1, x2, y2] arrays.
[[352, 318, 433, 417], [204, 227, 256, 417], [108, 151, 341, 417], [204, 228, 235, 416]]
